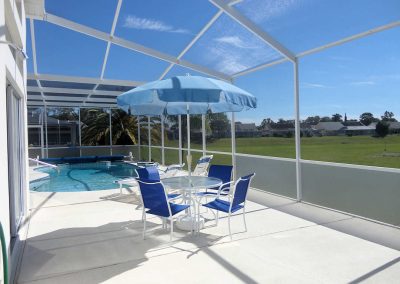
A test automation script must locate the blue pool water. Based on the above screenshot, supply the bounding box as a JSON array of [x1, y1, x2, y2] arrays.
[[30, 162, 138, 192]]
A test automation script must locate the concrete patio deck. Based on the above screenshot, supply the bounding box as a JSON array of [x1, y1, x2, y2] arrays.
[[16, 187, 400, 283]]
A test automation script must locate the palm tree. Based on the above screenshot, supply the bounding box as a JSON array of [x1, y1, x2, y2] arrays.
[[80, 108, 162, 146], [81, 108, 110, 146]]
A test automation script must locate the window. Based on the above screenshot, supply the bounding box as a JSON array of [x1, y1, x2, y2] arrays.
[[46, 107, 79, 147]]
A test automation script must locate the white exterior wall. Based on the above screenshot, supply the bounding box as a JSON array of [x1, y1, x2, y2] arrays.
[[0, 0, 28, 280]]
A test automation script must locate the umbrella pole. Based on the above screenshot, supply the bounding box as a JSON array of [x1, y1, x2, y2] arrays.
[[187, 105, 191, 177]]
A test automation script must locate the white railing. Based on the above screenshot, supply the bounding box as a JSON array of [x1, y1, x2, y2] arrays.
[[28, 158, 59, 171]]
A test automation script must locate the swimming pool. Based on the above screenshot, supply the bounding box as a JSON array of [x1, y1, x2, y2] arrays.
[[30, 162, 138, 192]]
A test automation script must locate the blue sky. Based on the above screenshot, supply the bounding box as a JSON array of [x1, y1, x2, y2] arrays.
[[26, 0, 400, 124]]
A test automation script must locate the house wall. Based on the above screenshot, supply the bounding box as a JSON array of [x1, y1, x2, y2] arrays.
[[0, 0, 28, 281]]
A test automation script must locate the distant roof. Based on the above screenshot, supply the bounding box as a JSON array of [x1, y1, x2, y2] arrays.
[[389, 121, 400, 129], [313, 122, 344, 131], [346, 125, 374, 131], [343, 121, 363, 126], [235, 122, 257, 131], [270, 123, 295, 130], [369, 121, 400, 129]]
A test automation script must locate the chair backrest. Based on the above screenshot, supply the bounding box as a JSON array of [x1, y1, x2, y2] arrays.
[[136, 166, 160, 181], [231, 173, 256, 207], [208, 165, 233, 190], [192, 155, 213, 176], [137, 180, 170, 216]]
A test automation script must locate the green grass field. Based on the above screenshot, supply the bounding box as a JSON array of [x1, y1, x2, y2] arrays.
[[153, 135, 400, 169]]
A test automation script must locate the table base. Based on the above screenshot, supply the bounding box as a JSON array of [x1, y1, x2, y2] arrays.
[[176, 215, 204, 231]]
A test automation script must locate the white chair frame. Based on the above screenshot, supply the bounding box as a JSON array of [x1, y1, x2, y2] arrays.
[[192, 155, 213, 176], [137, 180, 187, 241], [198, 174, 255, 240]]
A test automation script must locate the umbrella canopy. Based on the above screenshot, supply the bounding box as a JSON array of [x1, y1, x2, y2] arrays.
[[117, 75, 257, 176], [117, 76, 257, 115]]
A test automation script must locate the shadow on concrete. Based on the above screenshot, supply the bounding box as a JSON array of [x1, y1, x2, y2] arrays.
[[21, 192, 57, 229], [99, 192, 142, 211], [18, 218, 241, 284], [18, 220, 162, 283], [250, 191, 400, 251], [349, 256, 400, 284]]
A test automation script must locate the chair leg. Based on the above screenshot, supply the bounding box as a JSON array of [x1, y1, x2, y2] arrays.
[[143, 213, 147, 240], [243, 207, 247, 232], [228, 213, 232, 241], [197, 202, 201, 230], [141, 207, 145, 222], [170, 219, 173, 241], [193, 200, 198, 234]]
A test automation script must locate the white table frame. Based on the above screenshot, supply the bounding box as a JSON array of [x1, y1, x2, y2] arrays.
[[162, 176, 222, 232]]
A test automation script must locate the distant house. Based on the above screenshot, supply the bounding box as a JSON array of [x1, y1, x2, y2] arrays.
[[260, 122, 294, 137], [261, 121, 316, 137], [369, 121, 400, 135], [389, 122, 400, 134], [345, 125, 375, 136], [312, 122, 346, 136], [343, 121, 363, 127], [235, 122, 261, 137]]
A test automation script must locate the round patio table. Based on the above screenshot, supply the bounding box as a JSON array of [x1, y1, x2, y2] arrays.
[[162, 176, 222, 231]]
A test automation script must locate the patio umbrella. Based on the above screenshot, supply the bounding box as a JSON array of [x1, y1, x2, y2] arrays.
[[117, 75, 257, 175]]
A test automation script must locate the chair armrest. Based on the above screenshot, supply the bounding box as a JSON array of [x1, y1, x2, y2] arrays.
[[159, 163, 185, 173], [217, 181, 235, 199], [168, 195, 182, 202], [166, 163, 185, 171]]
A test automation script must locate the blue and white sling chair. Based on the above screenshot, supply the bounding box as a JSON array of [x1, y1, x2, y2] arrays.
[[136, 166, 181, 199], [196, 165, 233, 197], [200, 173, 255, 240], [137, 179, 189, 241]]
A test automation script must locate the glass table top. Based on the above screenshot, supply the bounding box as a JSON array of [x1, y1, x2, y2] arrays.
[[162, 176, 222, 191]]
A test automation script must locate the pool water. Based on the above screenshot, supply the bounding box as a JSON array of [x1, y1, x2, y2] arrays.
[[30, 162, 138, 192]]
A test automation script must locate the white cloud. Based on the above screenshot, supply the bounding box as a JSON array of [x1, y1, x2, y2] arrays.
[[241, 0, 298, 23], [214, 36, 259, 49], [209, 46, 248, 74], [302, 82, 330, 88], [123, 15, 190, 34], [194, 14, 281, 75]]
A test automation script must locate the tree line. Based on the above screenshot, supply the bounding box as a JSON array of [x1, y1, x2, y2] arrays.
[[259, 111, 397, 138], [260, 111, 397, 128]]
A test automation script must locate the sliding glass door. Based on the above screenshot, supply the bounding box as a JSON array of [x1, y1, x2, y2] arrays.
[[7, 86, 25, 239]]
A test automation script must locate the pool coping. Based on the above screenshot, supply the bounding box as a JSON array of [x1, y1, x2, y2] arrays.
[[29, 166, 50, 183]]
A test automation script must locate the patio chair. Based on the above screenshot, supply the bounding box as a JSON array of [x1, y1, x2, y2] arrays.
[[158, 163, 186, 178], [192, 155, 213, 176], [136, 166, 181, 199], [137, 179, 190, 241], [115, 165, 161, 195], [136, 166, 160, 180], [200, 173, 255, 240], [196, 165, 233, 198]]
